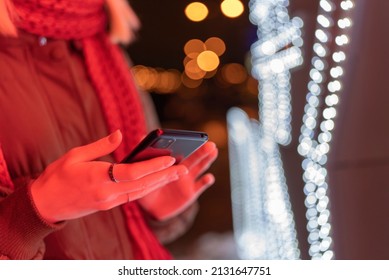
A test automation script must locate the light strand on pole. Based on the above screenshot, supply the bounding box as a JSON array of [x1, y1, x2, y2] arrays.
[[250, 0, 302, 259], [228, 0, 302, 259], [297, 0, 355, 260]]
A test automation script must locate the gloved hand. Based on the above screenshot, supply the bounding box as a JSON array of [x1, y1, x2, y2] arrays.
[[138, 141, 218, 221], [30, 130, 187, 223]]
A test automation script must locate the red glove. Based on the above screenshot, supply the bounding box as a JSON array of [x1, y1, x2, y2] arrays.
[[139, 141, 218, 221]]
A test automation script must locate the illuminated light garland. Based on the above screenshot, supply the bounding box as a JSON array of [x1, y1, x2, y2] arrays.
[[297, 0, 355, 260], [227, 0, 302, 259]]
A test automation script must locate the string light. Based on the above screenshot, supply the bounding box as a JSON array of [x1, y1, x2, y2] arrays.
[[228, 0, 302, 259], [298, 0, 355, 260]]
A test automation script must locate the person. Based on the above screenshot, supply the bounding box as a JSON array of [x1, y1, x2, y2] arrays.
[[0, 0, 218, 260]]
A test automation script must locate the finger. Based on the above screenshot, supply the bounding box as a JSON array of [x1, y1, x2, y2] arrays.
[[156, 175, 215, 221], [193, 173, 215, 195], [110, 156, 177, 181], [186, 147, 218, 179], [65, 130, 122, 164], [111, 165, 188, 195], [182, 141, 218, 169]]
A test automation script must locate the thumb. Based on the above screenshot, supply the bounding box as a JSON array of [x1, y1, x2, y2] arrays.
[[65, 130, 122, 163]]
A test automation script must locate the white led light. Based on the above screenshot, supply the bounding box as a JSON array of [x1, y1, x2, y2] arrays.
[[317, 15, 331, 28], [333, 51, 346, 62], [338, 17, 352, 28], [330, 66, 344, 78], [313, 43, 327, 57], [298, 0, 355, 260], [315, 29, 329, 43], [310, 69, 323, 83], [270, 58, 285, 73], [261, 41, 276, 55], [308, 95, 320, 107], [328, 80, 342, 92], [323, 107, 337, 119], [229, 0, 302, 260], [320, 0, 333, 12], [313, 58, 325, 71], [335, 34, 349, 45], [341, 0, 354, 10]]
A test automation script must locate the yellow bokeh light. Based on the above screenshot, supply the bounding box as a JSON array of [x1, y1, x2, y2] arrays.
[[197, 50, 220, 72], [205, 37, 226, 56], [220, 0, 244, 18], [185, 2, 209, 22]]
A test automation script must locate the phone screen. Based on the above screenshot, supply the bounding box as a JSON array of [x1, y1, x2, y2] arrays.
[[121, 129, 208, 164]]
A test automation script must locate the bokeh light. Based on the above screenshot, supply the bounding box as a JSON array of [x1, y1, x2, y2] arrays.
[[245, 76, 259, 95], [204, 37, 226, 56], [197, 50, 220, 72], [185, 59, 207, 80], [181, 73, 203, 88], [185, 2, 209, 22], [204, 68, 218, 79], [132, 65, 181, 94], [221, 0, 244, 18], [202, 120, 228, 148], [132, 65, 158, 90], [156, 69, 181, 93], [183, 38, 226, 83], [298, 0, 355, 260], [184, 39, 206, 58], [221, 63, 248, 84]]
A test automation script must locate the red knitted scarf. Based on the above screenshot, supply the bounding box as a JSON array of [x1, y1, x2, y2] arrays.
[[0, 0, 171, 260]]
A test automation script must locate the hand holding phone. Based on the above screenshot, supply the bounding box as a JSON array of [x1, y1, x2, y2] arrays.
[[121, 129, 208, 164], [138, 139, 218, 221]]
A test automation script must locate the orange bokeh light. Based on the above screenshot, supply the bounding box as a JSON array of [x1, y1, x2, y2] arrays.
[[181, 73, 203, 88], [204, 37, 226, 56], [184, 39, 206, 58], [221, 63, 248, 84], [185, 2, 209, 22], [185, 59, 206, 80]]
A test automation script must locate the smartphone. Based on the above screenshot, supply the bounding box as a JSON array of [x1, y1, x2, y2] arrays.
[[121, 129, 208, 164]]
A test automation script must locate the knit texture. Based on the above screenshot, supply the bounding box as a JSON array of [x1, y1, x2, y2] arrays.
[[0, 0, 171, 260]]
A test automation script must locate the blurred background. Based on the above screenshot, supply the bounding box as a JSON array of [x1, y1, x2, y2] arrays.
[[126, 0, 389, 260]]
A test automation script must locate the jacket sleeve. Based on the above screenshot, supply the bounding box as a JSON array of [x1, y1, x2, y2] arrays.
[[0, 183, 65, 259]]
